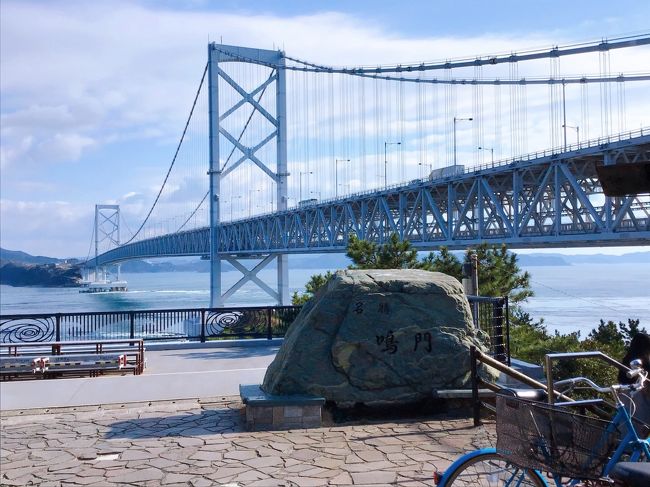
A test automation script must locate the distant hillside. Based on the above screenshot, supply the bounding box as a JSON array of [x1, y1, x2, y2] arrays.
[[120, 259, 211, 273], [0, 247, 61, 265], [0, 262, 82, 287], [517, 254, 570, 266]]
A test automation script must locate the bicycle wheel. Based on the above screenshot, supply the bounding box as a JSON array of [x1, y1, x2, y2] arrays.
[[441, 451, 546, 487]]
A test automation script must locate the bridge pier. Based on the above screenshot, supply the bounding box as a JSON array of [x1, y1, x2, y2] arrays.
[[211, 254, 289, 306], [207, 44, 289, 307]]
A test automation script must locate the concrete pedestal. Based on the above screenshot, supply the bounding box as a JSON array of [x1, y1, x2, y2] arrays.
[[239, 384, 325, 431]]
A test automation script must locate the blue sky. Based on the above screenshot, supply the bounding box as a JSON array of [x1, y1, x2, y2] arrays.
[[1, 0, 649, 257]]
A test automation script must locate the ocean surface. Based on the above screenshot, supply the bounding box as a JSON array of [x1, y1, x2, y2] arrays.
[[1, 263, 648, 336]]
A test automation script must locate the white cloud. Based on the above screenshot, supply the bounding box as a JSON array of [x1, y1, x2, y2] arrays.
[[0, 199, 93, 257], [1, 1, 648, 256]]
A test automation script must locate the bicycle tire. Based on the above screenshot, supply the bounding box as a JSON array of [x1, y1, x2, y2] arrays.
[[441, 451, 546, 487]]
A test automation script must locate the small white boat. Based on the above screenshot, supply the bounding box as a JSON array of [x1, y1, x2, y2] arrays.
[[79, 280, 128, 293]]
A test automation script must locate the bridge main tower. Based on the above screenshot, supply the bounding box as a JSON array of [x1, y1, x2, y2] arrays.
[[208, 44, 289, 307]]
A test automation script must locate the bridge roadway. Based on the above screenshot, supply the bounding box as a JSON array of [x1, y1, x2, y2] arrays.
[[93, 130, 650, 267]]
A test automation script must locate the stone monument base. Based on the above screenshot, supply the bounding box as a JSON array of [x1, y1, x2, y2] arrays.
[[239, 384, 325, 431]]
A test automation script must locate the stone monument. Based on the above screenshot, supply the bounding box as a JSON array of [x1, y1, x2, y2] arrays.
[[263, 268, 494, 407]]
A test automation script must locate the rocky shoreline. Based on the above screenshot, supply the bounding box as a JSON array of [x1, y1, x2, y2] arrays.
[[0, 261, 82, 287]]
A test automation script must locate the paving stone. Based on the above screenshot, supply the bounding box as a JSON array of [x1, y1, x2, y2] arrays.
[[285, 476, 329, 486], [108, 467, 164, 483], [162, 473, 195, 484], [243, 455, 283, 468], [189, 477, 213, 487], [223, 449, 258, 461], [356, 449, 387, 462], [329, 472, 353, 485], [249, 478, 291, 486], [341, 460, 397, 473], [351, 470, 398, 484], [0, 398, 496, 487]]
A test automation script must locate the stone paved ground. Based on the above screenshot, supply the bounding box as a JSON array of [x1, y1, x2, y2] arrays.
[[0, 397, 495, 486]]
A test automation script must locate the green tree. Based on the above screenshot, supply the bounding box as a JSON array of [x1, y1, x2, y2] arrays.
[[346, 233, 419, 269], [291, 271, 334, 305], [419, 246, 463, 278], [511, 316, 647, 390], [297, 236, 533, 308], [466, 243, 532, 304]]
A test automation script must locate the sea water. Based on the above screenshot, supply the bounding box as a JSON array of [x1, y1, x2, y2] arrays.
[[1, 263, 648, 336]]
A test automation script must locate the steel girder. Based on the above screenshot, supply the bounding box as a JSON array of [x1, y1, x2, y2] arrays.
[[92, 228, 210, 267], [94, 134, 650, 267], [217, 135, 650, 253]]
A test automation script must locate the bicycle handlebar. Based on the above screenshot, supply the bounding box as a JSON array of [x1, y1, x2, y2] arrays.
[[554, 369, 648, 396]]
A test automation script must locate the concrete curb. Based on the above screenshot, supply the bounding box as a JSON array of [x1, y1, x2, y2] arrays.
[[144, 338, 283, 351]]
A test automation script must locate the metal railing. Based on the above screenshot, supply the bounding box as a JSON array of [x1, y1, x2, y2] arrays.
[[0, 306, 301, 344], [468, 295, 510, 365], [0, 297, 509, 361]]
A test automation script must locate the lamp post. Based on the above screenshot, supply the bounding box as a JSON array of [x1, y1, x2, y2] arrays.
[[299, 171, 312, 201], [248, 189, 260, 217], [478, 146, 494, 166], [384, 141, 401, 188], [418, 162, 432, 178], [335, 159, 350, 197], [230, 195, 243, 220], [453, 117, 473, 166], [562, 124, 580, 146]]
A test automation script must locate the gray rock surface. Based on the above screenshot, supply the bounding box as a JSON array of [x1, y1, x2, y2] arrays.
[[263, 269, 494, 406]]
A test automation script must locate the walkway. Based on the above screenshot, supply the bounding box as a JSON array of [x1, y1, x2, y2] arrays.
[[0, 344, 280, 410], [0, 397, 495, 486]]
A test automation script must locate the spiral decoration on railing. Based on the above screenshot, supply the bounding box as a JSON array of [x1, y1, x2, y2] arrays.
[[205, 310, 244, 336], [0, 317, 56, 343]]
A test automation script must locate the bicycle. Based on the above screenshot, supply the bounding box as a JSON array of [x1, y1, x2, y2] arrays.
[[434, 359, 650, 486]]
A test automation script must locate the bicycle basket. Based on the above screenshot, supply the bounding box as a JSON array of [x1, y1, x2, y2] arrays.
[[495, 394, 622, 480]]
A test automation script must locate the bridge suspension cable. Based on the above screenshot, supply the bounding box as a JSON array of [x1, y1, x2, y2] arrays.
[[207, 34, 650, 78], [123, 62, 208, 244], [175, 69, 277, 233]]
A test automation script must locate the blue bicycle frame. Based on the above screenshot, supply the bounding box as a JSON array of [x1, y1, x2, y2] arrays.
[[438, 399, 649, 487]]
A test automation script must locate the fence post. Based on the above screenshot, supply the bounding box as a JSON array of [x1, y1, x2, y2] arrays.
[[470, 346, 481, 427], [493, 299, 506, 363], [267, 308, 273, 340], [55, 314, 61, 342], [504, 296, 511, 366], [129, 312, 135, 340], [201, 310, 206, 342]]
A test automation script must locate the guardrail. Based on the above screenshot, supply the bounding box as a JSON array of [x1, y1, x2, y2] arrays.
[[0, 306, 301, 343], [0, 297, 509, 361]]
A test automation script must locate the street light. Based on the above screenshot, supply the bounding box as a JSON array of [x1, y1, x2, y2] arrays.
[[335, 159, 350, 198], [299, 171, 312, 201], [562, 124, 580, 146], [248, 189, 261, 217], [478, 146, 494, 166], [418, 162, 432, 178], [384, 141, 401, 187], [453, 117, 473, 166]]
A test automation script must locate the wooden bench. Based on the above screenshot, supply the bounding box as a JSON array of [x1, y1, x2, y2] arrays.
[[0, 339, 144, 380]]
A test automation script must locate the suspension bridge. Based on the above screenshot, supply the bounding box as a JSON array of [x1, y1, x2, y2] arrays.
[[87, 35, 650, 307]]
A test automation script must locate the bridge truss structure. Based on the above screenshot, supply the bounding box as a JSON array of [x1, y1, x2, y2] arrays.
[[90, 37, 650, 306], [95, 131, 650, 274]]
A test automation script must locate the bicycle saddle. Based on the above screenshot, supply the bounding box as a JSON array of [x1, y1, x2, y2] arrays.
[[610, 462, 650, 487]]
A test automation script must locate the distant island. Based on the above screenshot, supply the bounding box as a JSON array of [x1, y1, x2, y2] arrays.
[[1, 246, 648, 288]]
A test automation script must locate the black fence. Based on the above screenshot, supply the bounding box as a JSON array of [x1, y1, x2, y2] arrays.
[[0, 306, 301, 343], [468, 295, 510, 365], [0, 296, 509, 363]]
